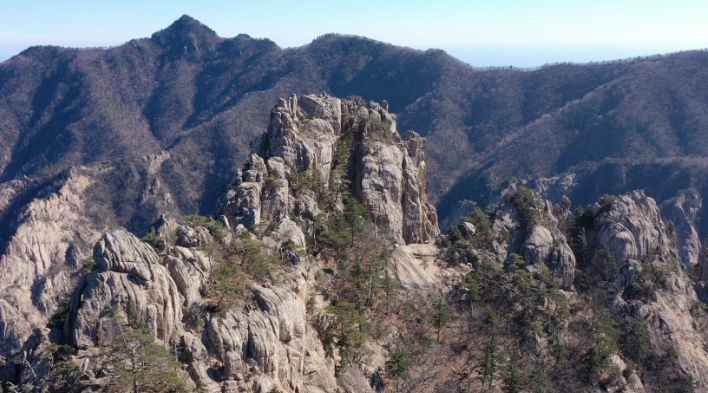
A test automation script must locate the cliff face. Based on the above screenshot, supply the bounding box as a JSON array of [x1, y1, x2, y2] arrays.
[[219, 94, 439, 245], [7, 94, 708, 393], [588, 191, 708, 388], [8, 94, 441, 393], [0, 171, 98, 356], [61, 229, 337, 393], [662, 191, 703, 271], [490, 193, 576, 290], [527, 175, 705, 272], [443, 187, 708, 392], [0, 156, 182, 384]]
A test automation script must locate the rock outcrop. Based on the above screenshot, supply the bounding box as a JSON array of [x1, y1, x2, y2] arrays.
[[9, 91, 708, 393], [64, 228, 337, 393], [491, 193, 576, 289], [0, 153, 183, 378], [69, 230, 184, 348], [218, 94, 439, 245], [591, 191, 670, 263], [352, 122, 439, 244], [439, 199, 477, 233], [25, 95, 446, 392], [588, 191, 708, 389], [525, 174, 705, 273], [481, 188, 708, 390], [0, 171, 99, 357], [661, 191, 702, 270], [390, 243, 441, 290]]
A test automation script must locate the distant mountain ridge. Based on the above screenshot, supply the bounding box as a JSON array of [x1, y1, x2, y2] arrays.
[[3, 15, 708, 234]]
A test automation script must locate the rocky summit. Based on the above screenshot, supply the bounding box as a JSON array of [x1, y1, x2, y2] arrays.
[[1, 92, 708, 393], [218, 94, 439, 245]]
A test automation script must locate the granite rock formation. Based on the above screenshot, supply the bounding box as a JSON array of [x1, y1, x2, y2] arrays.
[[218, 94, 439, 245]]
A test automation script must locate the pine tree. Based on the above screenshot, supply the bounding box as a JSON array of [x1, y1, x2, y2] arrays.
[[433, 296, 453, 342], [503, 355, 523, 393], [480, 309, 500, 391], [386, 341, 412, 393], [103, 308, 186, 393]]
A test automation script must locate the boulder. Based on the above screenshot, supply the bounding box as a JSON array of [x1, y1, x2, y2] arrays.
[[521, 225, 575, 289], [491, 197, 575, 289], [439, 199, 477, 233], [69, 230, 183, 348], [591, 191, 667, 263], [176, 225, 212, 248], [458, 222, 477, 237], [337, 367, 375, 393]]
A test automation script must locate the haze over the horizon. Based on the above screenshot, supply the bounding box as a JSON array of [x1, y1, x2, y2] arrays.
[[1, 0, 706, 67]]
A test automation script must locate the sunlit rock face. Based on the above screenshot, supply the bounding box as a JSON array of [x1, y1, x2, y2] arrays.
[[219, 94, 439, 245]]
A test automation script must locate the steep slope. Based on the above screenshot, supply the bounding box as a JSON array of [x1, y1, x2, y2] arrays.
[[4, 16, 708, 233], [6, 15, 708, 391], [6, 95, 708, 393], [32, 95, 442, 392], [0, 153, 180, 363]]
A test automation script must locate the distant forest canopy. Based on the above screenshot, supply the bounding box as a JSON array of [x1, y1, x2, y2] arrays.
[[3, 15, 708, 234]]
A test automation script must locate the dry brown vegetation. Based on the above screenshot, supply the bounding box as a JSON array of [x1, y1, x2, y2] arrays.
[[4, 16, 708, 238]]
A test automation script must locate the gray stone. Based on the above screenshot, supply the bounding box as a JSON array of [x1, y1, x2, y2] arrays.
[[440, 199, 477, 233], [70, 230, 183, 349], [337, 366, 375, 393], [662, 191, 702, 270], [459, 222, 477, 237], [176, 225, 212, 248], [219, 95, 438, 245]]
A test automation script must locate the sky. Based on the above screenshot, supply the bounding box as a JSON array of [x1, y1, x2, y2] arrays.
[[1, 0, 707, 67]]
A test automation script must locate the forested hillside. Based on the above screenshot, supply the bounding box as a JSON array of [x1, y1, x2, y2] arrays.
[[4, 16, 708, 236]]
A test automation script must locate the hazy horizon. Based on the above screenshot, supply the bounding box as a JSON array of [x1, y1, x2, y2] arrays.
[[1, 33, 703, 68], [2, 1, 707, 67]]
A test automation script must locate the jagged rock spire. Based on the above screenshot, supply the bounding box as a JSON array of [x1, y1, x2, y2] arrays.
[[219, 94, 439, 244]]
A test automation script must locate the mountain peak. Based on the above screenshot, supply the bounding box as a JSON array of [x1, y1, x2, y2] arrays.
[[172, 14, 207, 30], [150, 15, 221, 52]]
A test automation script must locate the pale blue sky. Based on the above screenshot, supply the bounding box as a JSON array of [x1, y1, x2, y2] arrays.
[[1, 0, 707, 67]]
